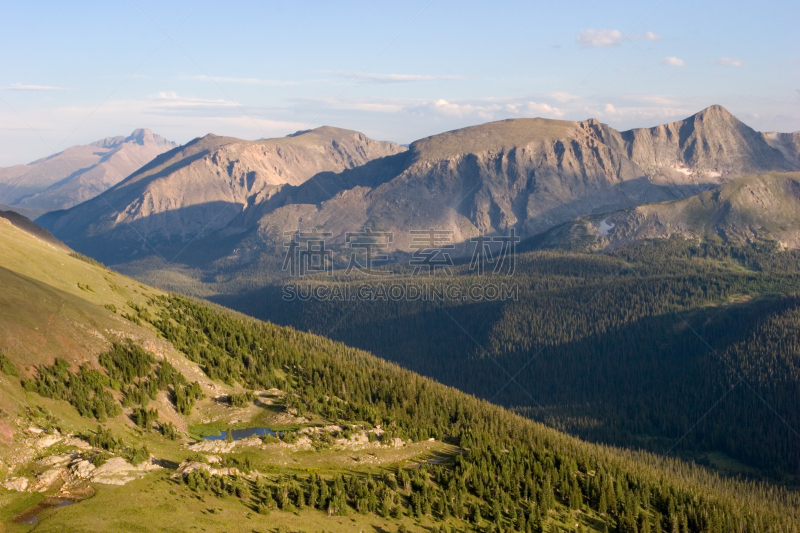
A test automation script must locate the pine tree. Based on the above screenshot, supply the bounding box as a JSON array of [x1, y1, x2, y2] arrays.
[[569, 478, 582, 509]]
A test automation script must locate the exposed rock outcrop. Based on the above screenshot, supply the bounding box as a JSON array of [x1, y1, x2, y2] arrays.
[[532, 171, 800, 251]]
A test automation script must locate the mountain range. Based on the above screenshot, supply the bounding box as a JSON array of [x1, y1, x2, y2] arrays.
[[39, 106, 800, 295], [0, 129, 175, 213]]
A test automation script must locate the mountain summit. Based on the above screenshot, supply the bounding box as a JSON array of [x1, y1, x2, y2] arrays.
[[0, 129, 176, 211], [616, 105, 795, 185]]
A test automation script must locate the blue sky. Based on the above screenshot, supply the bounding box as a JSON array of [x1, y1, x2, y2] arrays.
[[0, 0, 797, 165]]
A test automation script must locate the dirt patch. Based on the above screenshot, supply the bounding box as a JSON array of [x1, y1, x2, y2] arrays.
[[0, 419, 15, 443]]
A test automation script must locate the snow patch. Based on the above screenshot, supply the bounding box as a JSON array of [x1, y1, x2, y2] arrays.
[[672, 166, 692, 176], [598, 219, 616, 237]]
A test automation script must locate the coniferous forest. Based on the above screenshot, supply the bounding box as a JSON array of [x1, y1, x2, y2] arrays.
[[216, 238, 800, 482], [111, 291, 800, 532]]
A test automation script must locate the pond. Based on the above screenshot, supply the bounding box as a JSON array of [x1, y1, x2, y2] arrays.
[[202, 427, 276, 441], [14, 497, 74, 524]]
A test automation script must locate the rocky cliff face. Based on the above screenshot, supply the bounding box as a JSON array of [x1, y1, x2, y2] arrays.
[[0, 129, 176, 211], [251, 118, 673, 252], [763, 131, 800, 167], [43, 127, 405, 261], [613, 105, 793, 187], [534, 172, 800, 251]]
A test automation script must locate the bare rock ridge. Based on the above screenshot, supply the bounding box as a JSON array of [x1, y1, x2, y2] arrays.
[[0, 129, 177, 211], [534, 171, 800, 251], [614, 105, 794, 184], [42, 127, 406, 259], [40, 107, 800, 269]]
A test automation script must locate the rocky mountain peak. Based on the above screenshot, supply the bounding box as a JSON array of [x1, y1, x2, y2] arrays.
[[126, 128, 154, 145], [125, 128, 176, 147], [0, 129, 177, 212], [89, 135, 126, 149], [693, 104, 735, 120]]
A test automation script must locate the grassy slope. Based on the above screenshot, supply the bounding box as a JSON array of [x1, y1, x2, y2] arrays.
[[0, 218, 469, 532]]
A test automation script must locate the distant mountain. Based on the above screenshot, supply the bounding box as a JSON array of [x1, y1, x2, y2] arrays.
[[42, 107, 800, 292], [42, 127, 405, 263], [763, 130, 800, 167], [0, 129, 176, 211], [530, 171, 800, 251]]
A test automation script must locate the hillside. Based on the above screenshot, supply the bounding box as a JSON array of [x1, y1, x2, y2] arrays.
[[0, 129, 176, 212], [1, 207, 799, 532], [0, 211, 69, 252], [529, 172, 800, 251], [226, 237, 800, 483]]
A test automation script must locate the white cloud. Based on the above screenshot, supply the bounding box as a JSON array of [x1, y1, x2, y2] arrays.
[[421, 99, 501, 120], [318, 99, 406, 113], [2, 83, 70, 91], [592, 103, 694, 122], [323, 71, 466, 84], [540, 91, 580, 103], [306, 96, 565, 121], [408, 98, 565, 120], [712, 57, 744, 67], [177, 75, 299, 86], [642, 31, 662, 41], [661, 56, 685, 67], [621, 94, 683, 107], [150, 92, 240, 115], [526, 102, 565, 117], [577, 29, 623, 48]]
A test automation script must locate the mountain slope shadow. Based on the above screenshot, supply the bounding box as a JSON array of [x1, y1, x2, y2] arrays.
[[59, 200, 245, 266], [224, 280, 800, 478]]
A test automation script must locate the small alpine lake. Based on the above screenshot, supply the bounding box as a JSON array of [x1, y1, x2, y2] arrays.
[[201, 427, 276, 441]]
